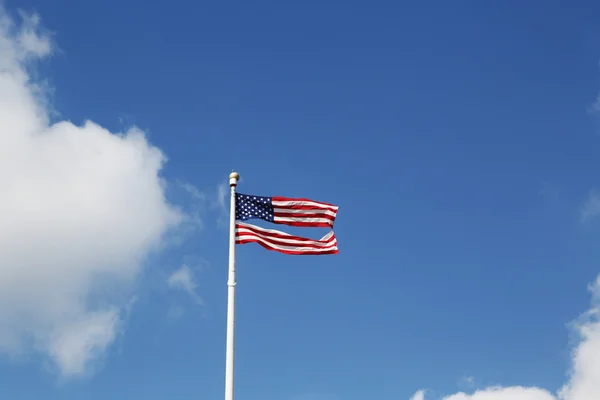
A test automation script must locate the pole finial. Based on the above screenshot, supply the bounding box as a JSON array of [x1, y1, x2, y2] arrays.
[[229, 171, 240, 187]]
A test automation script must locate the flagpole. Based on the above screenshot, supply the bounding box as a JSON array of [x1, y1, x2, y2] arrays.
[[225, 171, 240, 400]]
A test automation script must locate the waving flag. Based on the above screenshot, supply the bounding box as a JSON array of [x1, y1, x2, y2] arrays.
[[235, 192, 338, 228], [235, 222, 338, 255]]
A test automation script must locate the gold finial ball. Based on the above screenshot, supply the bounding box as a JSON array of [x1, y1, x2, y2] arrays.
[[229, 171, 240, 181]]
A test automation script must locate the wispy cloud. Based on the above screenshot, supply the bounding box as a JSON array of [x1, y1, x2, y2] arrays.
[[538, 182, 560, 202], [215, 180, 229, 228], [580, 190, 600, 223], [166, 305, 185, 321], [180, 181, 206, 202], [176, 179, 229, 228], [167, 265, 203, 306], [460, 376, 476, 388], [590, 93, 600, 115], [217, 180, 228, 209]]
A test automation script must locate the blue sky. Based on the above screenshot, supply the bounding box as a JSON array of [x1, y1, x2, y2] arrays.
[[1, 0, 600, 399]]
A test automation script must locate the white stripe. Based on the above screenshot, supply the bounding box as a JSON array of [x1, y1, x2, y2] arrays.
[[273, 208, 337, 217], [273, 216, 333, 225], [236, 234, 338, 253], [271, 199, 339, 211], [236, 221, 328, 237]]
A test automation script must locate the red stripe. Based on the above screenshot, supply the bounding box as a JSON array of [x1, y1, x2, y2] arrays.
[[236, 236, 336, 249], [235, 238, 339, 255], [274, 203, 339, 213], [272, 219, 333, 228]]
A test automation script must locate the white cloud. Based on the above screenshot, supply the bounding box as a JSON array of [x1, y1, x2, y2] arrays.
[[440, 387, 555, 400], [411, 275, 600, 400], [410, 390, 426, 400], [46, 309, 121, 379], [0, 7, 185, 379], [168, 265, 202, 305], [557, 276, 600, 400]]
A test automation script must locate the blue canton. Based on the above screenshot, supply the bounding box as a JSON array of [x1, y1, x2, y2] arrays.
[[235, 193, 274, 222]]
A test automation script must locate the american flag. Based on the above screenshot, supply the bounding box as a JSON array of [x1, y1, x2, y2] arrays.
[[235, 222, 338, 255], [234, 191, 339, 256], [235, 192, 338, 228]]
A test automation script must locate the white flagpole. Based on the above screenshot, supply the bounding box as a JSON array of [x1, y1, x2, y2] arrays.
[[225, 171, 240, 400]]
